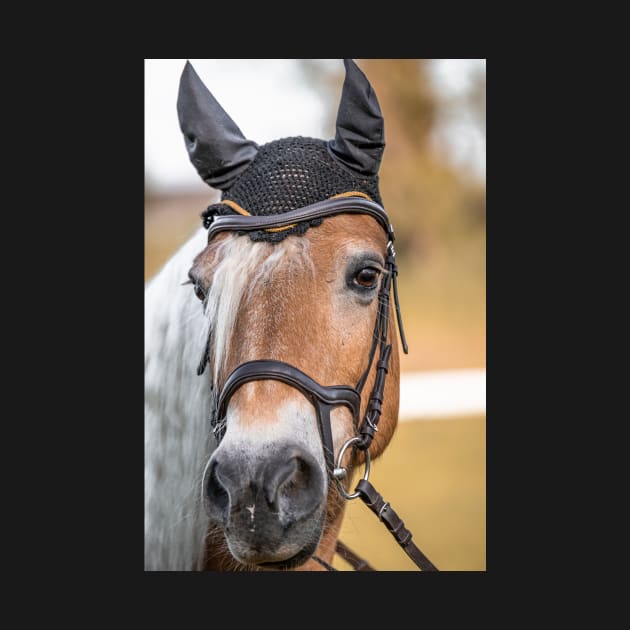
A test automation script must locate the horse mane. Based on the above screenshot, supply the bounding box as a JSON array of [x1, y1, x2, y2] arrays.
[[144, 227, 213, 570]]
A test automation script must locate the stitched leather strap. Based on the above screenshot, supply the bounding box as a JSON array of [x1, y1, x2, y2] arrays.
[[214, 360, 362, 476], [356, 479, 439, 571], [206, 196, 395, 242]]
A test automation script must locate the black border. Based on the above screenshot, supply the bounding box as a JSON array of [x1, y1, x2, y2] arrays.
[[42, 54, 512, 609]]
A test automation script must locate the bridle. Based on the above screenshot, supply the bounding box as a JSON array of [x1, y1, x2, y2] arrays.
[[201, 195, 438, 571]]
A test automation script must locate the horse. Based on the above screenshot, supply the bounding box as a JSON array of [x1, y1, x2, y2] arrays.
[[145, 59, 415, 571]]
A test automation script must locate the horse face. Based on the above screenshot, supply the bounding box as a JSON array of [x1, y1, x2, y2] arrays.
[[189, 214, 399, 569]]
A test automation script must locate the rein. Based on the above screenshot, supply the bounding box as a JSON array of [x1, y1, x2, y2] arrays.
[[202, 195, 438, 572]]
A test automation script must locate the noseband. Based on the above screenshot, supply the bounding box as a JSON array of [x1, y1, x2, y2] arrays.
[[202, 195, 438, 571]]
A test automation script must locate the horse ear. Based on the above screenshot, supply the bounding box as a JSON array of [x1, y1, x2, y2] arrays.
[[177, 61, 259, 190], [328, 59, 385, 176]]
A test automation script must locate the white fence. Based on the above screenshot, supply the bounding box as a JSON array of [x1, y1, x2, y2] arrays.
[[399, 368, 486, 420]]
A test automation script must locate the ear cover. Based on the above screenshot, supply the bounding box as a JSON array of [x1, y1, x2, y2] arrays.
[[328, 59, 385, 176], [177, 61, 259, 190]]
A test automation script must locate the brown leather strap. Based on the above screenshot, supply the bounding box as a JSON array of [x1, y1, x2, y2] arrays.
[[312, 542, 374, 571], [206, 196, 394, 242], [356, 479, 439, 571], [213, 360, 361, 476], [335, 540, 374, 571], [312, 555, 338, 571]]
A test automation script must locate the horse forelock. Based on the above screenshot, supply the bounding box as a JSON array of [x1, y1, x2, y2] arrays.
[[201, 234, 314, 388]]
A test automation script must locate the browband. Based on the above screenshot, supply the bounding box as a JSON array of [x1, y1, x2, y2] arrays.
[[206, 197, 395, 243]]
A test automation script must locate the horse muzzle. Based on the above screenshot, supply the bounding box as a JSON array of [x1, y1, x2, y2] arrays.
[[202, 443, 327, 567]]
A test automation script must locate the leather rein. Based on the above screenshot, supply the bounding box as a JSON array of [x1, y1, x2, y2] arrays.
[[203, 196, 438, 572]]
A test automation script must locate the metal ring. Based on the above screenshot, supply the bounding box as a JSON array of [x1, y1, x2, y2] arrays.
[[334, 436, 371, 500]]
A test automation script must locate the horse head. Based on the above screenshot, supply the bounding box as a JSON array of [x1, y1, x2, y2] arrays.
[[178, 59, 402, 570]]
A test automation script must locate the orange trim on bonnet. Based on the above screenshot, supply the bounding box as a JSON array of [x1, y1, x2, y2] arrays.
[[218, 192, 372, 233]]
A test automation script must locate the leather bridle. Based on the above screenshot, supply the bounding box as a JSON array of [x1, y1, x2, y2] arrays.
[[202, 196, 438, 571]]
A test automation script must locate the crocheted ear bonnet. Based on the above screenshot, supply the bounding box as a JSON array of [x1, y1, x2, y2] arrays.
[[177, 59, 385, 242]]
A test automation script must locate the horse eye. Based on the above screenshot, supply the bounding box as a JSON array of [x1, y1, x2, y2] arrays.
[[354, 267, 380, 289], [194, 284, 206, 301]]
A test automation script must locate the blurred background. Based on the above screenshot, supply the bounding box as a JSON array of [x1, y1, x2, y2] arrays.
[[145, 59, 485, 571]]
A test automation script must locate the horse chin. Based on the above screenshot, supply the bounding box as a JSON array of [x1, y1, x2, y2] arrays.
[[257, 540, 320, 570], [228, 540, 319, 571], [224, 511, 325, 571]]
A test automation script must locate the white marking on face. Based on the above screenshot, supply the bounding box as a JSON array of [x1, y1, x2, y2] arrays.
[[246, 505, 255, 521], [214, 389, 356, 475], [330, 407, 355, 455], [218, 395, 324, 464]]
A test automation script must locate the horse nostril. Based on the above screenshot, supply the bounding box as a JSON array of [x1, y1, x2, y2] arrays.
[[264, 452, 323, 521], [204, 461, 230, 522]]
